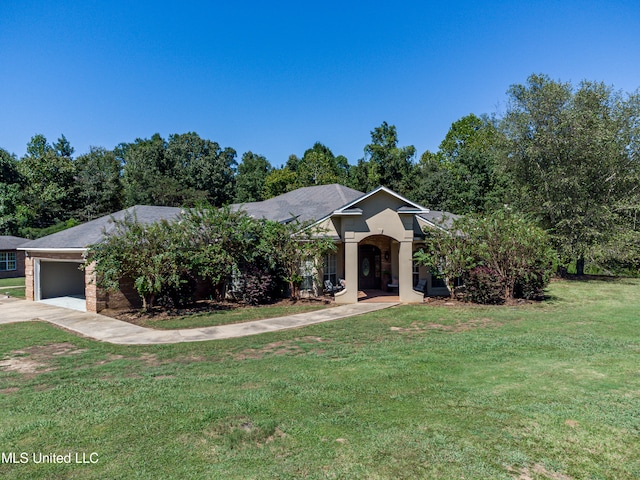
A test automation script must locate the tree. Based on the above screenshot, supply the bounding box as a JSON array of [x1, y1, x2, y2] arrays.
[[178, 205, 259, 298], [122, 132, 237, 207], [86, 214, 189, 310], [121, 134, 169, 206], [359, 122, 417, 196], [263, 167, 299, 198], [259, 218, 336, 298], [0, 148, 26, 235], [415, 114, 506, 214], [235, 151, 272, 203], [500, 74, 640, 274], [296, 142, 348, 187], [464, 210, 556, 300], [166, 132, 237, 206], [18, 134, 77, 230], [74, 147, 123, 222], [413, 220, 474, 299], [414, 210, 556, 302]]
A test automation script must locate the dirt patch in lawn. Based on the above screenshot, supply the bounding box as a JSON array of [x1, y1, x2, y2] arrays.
[[507, 463, 574, 480], [0, 387, 19, 394], [232, 336, 330, 360], [391, 318, 503, 334], [0, 342, 86, 377]]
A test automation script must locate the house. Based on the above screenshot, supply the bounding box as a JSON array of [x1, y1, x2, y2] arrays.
[[0, 236, 29, 279], [233, 184, 453, 303], [19, 185, 454, 312]]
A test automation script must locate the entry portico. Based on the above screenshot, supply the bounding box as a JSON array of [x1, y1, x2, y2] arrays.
[[312, 186, 452, 303]]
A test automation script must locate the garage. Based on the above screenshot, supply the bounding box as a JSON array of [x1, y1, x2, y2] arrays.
[[35, 259, 86, 311]]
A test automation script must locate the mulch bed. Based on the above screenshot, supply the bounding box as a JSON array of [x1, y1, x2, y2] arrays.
[[423, 296, 535, 307], [99, 297, 333, 326]]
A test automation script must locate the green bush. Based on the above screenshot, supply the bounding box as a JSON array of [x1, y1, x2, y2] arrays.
[[464, 266, 506, 304]]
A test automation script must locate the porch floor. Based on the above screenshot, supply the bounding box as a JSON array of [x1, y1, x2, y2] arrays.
[[358, 289, 400, 303]]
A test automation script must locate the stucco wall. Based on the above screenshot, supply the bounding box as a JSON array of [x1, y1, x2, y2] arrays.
[[334, 191, 425, 303]]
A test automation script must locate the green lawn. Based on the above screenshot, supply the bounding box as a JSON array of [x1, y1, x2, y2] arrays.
[[0, 278, 638, 479], [0, 277, 25, 298]]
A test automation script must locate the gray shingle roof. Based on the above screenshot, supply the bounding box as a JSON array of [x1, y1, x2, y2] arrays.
[[417, 211, 460, 230], [231, 184, 364, 223], [19, 206, 183, 250], [18, 185, 456, 251], [0, 236, 30, 250]]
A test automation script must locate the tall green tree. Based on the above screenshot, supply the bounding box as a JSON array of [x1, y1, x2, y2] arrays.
[[121, 132, 237, 207], [121, 134, 170, 206], [18, 134, 77, 230], [74, 147, 123, 221], [500, 74, 640, 274], [263, 167, 299, 198], [234, 151, 272, 203], [166, 132, 237, 206], [358, 122, 417, 196], [297, 142, 346, 187], [0, 148, 26, 235], [415, 114, 506, 214]]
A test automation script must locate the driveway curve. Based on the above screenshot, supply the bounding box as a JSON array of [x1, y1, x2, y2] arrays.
[[0, 297, 396, 345]]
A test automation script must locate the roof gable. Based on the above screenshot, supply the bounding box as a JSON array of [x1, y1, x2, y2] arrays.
[[331, 186, 430, 215]]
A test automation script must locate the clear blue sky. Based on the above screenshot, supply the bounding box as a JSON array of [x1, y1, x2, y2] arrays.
[[1, 0, 638, 166]]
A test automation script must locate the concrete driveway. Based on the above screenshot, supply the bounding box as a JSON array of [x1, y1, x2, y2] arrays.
[[0, 297, 396, 345]]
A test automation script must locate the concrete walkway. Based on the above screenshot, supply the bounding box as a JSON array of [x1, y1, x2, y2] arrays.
[[0, 297, 397, 345]]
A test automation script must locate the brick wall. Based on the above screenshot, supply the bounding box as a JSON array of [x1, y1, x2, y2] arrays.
[[0, 250, 25, 280]]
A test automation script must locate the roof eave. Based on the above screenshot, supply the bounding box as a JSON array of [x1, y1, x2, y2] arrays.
[[18, 247, 89, 254]]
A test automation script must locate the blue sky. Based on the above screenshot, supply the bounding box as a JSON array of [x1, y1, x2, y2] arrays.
[[1, 0, 639, 166]]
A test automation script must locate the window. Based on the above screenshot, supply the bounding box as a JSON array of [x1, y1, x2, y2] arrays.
[[0, 252, 17, 271], [300, 259, 315, 291], [412, 257, 420, 287], [323, 253, 337, 285], [431, 270, 447, 288]]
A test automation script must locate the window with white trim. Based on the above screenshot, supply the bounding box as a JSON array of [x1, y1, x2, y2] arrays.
[[0, 252, 17, 271]]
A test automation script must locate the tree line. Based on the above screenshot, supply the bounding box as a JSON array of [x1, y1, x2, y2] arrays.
[[1, 73, 639, 275]]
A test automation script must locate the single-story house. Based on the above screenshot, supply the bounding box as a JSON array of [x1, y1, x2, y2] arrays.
[[19, 184, 454, 312], [0, 236, 29, 279]]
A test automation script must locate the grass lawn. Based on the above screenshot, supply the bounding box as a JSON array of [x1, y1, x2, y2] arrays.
[[0, 277, 25, 298], [0, 278, 638, 479]]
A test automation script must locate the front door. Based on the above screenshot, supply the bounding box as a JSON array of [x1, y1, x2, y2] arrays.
[[358, 245, 381, 290]]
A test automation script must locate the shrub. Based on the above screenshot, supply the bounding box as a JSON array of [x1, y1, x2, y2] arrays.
[[464, 266, 506, 304], [157, 273, 197, 308], [241, 265, 274, 305], [514, 266, 551, 300]]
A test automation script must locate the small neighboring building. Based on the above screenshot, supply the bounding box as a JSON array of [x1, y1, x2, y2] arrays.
[[0, 236, 29, 279], [19, 185, 456, 313]]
